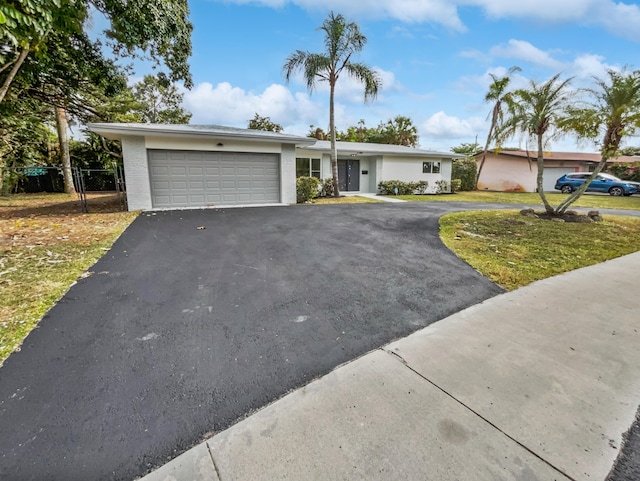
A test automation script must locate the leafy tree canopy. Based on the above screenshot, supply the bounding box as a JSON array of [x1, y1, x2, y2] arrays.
[[331, 116, 419, 146], [1, 0, 193, 104], [451, 142, 482, 156], [129, 74, 191, 124], [248, 113, 283, 132]]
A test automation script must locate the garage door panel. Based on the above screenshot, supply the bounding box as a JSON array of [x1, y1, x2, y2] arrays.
[[148, 150, 280, 208], [170, 166, 188, 176], [171, 181, 188, 190], [543, 167, 577, 192]]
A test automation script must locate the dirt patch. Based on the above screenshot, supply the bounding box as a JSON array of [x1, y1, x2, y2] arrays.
[[520, 208, 603, 223], [0, 193, 138, 364], [0, 193, 128, 248]]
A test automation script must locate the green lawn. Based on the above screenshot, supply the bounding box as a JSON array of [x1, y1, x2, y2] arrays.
[[398, 191, 640, 210], [440, 210, 640, 290]]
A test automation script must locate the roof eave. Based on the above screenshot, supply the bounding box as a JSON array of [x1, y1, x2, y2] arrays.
[[87, 123, 316, 146], [301, 145, 463, 158]]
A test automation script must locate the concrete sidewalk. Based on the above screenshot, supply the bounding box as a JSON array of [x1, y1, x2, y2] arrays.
[[140, 252, 640, 481]]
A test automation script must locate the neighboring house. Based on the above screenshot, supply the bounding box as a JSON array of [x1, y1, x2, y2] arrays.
[[89, 123, 461, 211], [474, 150, 638, 193]]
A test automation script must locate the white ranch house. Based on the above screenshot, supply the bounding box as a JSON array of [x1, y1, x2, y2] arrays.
[[89, 123, 461, 211]]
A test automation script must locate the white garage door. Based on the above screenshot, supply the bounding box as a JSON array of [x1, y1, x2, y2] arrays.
[[148, 150, 280, 208], [542, 167, 577, 192]]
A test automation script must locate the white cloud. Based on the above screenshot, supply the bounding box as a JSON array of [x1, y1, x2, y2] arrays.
[[216, 0, 466, 29], [490, 40, 563, 70], [420, 111, 485, 140], [217, 0, 640, 40], [571, 54, 617, 80], [183, 82, 321, 131]]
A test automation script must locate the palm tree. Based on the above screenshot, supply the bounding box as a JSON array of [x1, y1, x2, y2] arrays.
[[475, 66, 521, 189], [283, 11, 381, 197], [556, 69, 640, 213], [497, 73, 573, 214]]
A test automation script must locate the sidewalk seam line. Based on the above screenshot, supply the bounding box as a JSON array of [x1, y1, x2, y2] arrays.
[[206, 441, 224, 481], [382, 348, 578, 481]]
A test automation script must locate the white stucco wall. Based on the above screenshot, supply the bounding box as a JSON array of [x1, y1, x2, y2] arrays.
[[280, 144, 296, 204], [121, 135, 152, 211], [145, 136, 282, 154], [381, 156, 452, 193]]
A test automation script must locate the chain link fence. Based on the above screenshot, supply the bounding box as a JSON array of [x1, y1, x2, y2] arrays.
[[1, 166, 127, 212]]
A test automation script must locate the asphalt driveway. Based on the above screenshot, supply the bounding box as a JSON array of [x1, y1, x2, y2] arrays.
[[0, 203, 503, 480]]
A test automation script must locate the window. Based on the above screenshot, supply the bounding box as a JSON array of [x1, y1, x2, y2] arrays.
[[296, 158, 321, 178], [422, 161, 441, 174]]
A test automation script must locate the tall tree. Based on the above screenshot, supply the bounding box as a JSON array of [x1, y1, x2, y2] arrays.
[[335, 116, 419, 146], [373, 115, 418, 146], [6, 27, 129, 193], [248, 113, 283, 132], [497, 73, 573, 214], [283, 11, 381, 197], [0, 0, 64, 103], [1, 0, 193, 105], [307, 125, 329, 140], [476, 66, 521, 189], [556, 69, 640, 213], [451, 141, 481, 156], [130, 74, 191, 124]]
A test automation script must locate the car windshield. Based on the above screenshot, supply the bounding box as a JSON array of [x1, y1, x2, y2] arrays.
[[597, 173, 623, 181]]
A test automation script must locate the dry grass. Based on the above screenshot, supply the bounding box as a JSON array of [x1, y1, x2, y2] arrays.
[[0, 193, 137, 364]]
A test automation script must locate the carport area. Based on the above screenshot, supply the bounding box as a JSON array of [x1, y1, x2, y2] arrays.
[[0, 203, 503, 480]]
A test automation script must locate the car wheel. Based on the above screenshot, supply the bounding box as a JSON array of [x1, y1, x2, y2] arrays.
[[560, 185, 573, 194], [609, 186, 624, 196]]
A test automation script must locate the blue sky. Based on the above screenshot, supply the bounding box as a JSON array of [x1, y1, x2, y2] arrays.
[[129, 0, 640, 152]]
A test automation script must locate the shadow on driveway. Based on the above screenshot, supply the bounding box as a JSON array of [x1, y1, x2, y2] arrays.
[[0, 203, 503, 480]]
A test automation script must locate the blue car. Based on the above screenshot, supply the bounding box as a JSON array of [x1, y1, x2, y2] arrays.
[[555, 172, 639, 196]]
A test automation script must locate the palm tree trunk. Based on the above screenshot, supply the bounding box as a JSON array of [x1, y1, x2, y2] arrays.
[[0, 46, 30, 104], [535, 134, 554, 214], [329, 81, 340, 197], [55, 106, 77, 195], [475, 104, 500, 190]]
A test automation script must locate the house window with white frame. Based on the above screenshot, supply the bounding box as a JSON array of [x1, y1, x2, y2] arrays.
[[422, 161, 441, 174], [296, 158, 321, 178]]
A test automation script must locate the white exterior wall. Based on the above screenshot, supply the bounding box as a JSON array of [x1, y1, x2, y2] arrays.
[[381, 156, 452, 193], [357, 158, 371, 193], [280, 144, 296, 204], [145, 136, 282, 154], [121, 135, 152, 211]]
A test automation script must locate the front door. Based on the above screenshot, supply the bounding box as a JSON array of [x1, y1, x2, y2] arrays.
[[338, 159, 360, 192]]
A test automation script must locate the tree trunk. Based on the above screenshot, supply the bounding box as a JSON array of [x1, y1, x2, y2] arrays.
[[0, 46, 30, 104], [329, 81, 340, 197], [475, 105, 498, 190], [535, 134, 554, 214], [55, 106, 76, 195]]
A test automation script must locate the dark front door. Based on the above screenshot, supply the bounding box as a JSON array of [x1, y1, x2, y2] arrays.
[[338, 159, 360, 192]]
